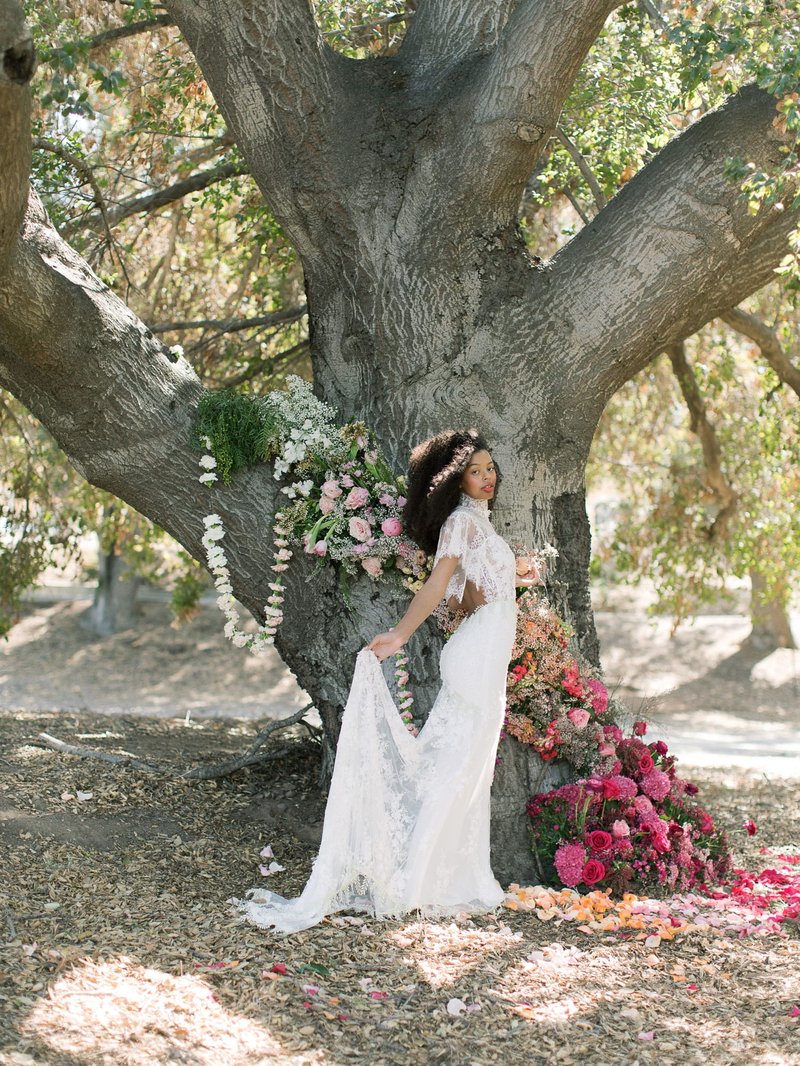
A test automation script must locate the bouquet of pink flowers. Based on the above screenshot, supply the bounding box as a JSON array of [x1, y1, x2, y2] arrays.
[[527, 725, 731, 893], [503, 590, 611, 773]]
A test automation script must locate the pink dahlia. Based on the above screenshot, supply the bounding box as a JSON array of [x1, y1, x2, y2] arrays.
[[553, 842, 587, 888]]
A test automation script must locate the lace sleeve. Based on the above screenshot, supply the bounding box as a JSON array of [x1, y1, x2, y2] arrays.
[[433, 510, 484, 603]]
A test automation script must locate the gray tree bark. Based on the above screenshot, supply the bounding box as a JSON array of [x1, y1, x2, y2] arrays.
[[1, 0, 798, 881]]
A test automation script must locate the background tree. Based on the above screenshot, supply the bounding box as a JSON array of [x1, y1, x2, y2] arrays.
[[1, 0, 799, 880]]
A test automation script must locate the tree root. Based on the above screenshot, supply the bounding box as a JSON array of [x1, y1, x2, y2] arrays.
[[36, 702, 318, 781]]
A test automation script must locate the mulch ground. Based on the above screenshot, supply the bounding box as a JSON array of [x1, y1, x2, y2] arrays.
[[1, 707, 799, 1066]]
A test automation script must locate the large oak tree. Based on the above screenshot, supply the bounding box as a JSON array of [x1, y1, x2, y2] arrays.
[[1, 0, 797, 881]]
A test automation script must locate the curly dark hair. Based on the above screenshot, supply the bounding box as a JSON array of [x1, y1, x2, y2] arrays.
[[402, 428, 500, 554]]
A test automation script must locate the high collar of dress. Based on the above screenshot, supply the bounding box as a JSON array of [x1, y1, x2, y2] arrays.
[[459, 492, 491, 515]]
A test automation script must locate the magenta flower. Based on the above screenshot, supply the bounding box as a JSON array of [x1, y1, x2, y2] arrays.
[[641, 768, 671, 802], [553, 842, 587, 888], [587, 678, 608, 715]]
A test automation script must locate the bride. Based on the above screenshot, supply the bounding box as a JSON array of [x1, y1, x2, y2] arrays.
[[235, 428, 538, 933]]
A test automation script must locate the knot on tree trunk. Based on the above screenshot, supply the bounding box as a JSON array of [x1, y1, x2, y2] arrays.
[[3, 38, 35, 85]]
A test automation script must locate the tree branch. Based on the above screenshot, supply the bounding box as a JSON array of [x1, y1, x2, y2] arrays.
[[63, 159, 249, 237], [399, 0, 515, 82], [666, 341, 738, 540], [719, 305, 800, 400], [85, 14, 175, 50], [556, 127, 606, 214], [531, 84, 800, 404], [37, 703, 316, 780], [456, 0, 621, 210], [162, 0, 337, 255], [150, 307, 306, 336]]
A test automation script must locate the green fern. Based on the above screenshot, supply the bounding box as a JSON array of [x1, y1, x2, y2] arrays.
[[192, 390, 281, 485]]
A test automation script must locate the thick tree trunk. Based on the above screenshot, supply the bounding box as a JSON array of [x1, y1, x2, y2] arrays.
[[82, 546, 140, 637], [748, 570, 797, 651], [2, 1, 799, 881]]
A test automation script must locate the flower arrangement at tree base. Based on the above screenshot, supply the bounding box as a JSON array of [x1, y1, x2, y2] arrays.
[[526, 725, 732, 895]]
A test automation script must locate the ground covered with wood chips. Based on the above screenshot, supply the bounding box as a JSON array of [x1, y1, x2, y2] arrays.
[[1, 707, 799, 1066]]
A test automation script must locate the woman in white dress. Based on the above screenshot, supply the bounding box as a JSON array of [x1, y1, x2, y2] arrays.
[[236, 429, 536, 933]]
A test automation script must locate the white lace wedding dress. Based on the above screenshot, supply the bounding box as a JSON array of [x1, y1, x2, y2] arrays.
[[235, 493, 518, 933]]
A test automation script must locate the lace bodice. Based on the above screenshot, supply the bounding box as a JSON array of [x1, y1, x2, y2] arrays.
[[433, 494, 516, 606]]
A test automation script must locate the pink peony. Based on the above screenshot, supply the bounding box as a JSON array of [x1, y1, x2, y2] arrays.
[[321, 479, 342, 498], [553, 842, 587, 888], [586, 830, 613, 852], [345, 486, 370, 509], [381, 517, 403, 537], [581, 859, 606, 886], [361, 557, 383, 578], [587, 678, 608, 715], [568, 707, 590, 729], [641, 768, 671, 802], [313, 540, 328, 557], [611, 819, 630, 838], [319, 494, 335, 515], [348, 517, 372, 542]]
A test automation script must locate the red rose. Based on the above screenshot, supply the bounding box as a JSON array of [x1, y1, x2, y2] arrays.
[[586, 830, 613, 852], [638, 752, 655, 773], [633, 720, 647, 736], [743, 819, 757, 836], [602, 779, 622, 801], [581, 859, 606, 886], [697, 811, 714, 833]]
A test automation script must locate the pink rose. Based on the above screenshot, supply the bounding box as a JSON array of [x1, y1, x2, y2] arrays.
[[568, 708, 590, 730], [611, 819, 630, 838], [381, 517, 403, 537], [633, 720, 647, 736], [581, 859, 606, 886], [321, 480, 342, 498], [598, 741, 616, 757], [319, 494, 335, 515], [345, 486, 370, 509], [348, 517, 372, 542], [313, 540, 327, 557], [361, 556, 383, 577]]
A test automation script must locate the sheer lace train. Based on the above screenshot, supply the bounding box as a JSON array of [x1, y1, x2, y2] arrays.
[[233, 599, 517, 934]]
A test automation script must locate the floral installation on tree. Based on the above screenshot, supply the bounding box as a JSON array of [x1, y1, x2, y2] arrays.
[[526, 723, 732, 895], [503, 586, 614, 774], [193, 377, 428, 727]]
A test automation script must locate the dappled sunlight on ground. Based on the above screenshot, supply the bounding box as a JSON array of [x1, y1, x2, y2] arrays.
[[21, 956, 290, 1066]]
